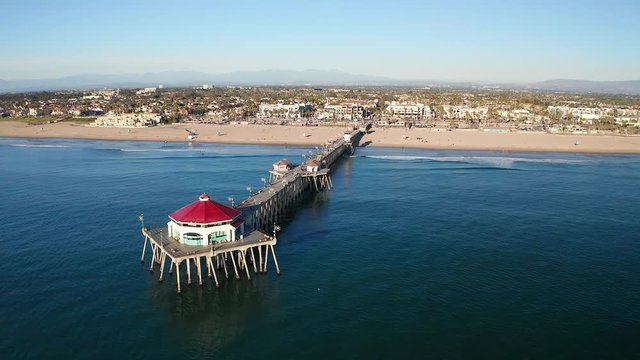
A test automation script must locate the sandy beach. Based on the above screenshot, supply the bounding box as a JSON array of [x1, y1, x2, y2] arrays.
[[1, 121, 639, 154]]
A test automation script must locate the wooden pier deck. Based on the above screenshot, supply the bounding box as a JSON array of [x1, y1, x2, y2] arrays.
[[142, 227, 279, 293]]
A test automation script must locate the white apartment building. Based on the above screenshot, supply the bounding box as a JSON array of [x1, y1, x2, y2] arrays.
[[443, 105, 488, 120], [136, 87, 157, 95], [92, 112, 162, 128], [321, 103, 369, 120], [615, 117, 640, 127], [385, 102, 433, 119], [546, 106, 611, 122], [257, 103, 312, 119]]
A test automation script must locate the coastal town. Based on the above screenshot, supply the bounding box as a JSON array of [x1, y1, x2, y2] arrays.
[[4, 0, 640, 358], [1, 85, 639, 135]]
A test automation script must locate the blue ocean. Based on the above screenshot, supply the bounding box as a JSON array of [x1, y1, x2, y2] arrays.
[[0, 137, 639, 359]]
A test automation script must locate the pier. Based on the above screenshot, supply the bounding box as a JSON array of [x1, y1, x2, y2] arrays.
[[238, 123, 367, 231], [140, 122, 370, 293]]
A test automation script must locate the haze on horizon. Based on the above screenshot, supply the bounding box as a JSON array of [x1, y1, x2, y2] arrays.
[[1, 0, 638, 83]]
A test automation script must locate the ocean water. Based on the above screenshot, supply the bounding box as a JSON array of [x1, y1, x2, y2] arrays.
[[0, 137, 639, 359]]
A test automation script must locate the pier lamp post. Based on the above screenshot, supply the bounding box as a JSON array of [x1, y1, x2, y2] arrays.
[[261, 177, 267, 188], [246, 186, 252, 195], [139, 214, 144, 229], [273, 224, 281, 240], [228, 196, 235, 207]]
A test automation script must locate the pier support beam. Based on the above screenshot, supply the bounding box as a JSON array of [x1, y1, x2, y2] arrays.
[[230, 252, 240, 280], [186, 258, 192, 285], [196, 257, 203, 286], [158, 252, 167, 282], [250, 248, 258, 273], [149, 243, 155, 272], [222, 255, 229, 278], [140, 236, 148, 263], [263, 245, 270, 273], [242, 251, 251, 280], [175, 260, 182, 294], [207, 257, 219, 287], [270, 244, 281, 275]]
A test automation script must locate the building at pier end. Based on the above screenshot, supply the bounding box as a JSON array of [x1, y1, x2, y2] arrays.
[[167, 193, 245, 246]]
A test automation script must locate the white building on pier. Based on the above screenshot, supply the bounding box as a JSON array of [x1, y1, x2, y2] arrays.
[[272, 159, 292, 172], [167, 194, 245, 246]]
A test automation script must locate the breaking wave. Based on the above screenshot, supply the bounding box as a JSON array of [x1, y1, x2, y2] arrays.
[[364, 155, 588, 167], [10, 144, 70, 148]]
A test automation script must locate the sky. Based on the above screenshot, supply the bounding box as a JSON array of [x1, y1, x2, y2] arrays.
[[0, 0, 638, 82]]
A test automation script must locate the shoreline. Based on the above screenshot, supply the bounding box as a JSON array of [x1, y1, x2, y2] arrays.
[[1, 121, 639, 154], [1, 133, 326, 148]]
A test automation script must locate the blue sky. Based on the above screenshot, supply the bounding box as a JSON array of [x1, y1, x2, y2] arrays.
[[0, 0, 638, 82]]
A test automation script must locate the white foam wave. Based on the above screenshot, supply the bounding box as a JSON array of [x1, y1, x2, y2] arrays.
[[366, 155, 587, 167], [117, 148, 199, 152], [11, 144, 70, 148]]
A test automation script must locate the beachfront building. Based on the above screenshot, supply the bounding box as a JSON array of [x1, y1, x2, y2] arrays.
[[385, 102, 433, 120], [543, 106, 635, 123], [92, 112, 162, 127], [615, 117, 640, 128], [167, 194, 244, 246], [443, 105, 488, 120], [320, 103, 371, 121], [257, 103, 313, 119]]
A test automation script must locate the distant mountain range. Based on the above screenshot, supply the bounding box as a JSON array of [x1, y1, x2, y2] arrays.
[[0, 70, 397, 93], [0, 69, 639, 95]]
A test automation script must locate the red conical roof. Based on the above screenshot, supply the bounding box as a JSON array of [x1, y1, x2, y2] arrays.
[[169, 194, 240, 224]]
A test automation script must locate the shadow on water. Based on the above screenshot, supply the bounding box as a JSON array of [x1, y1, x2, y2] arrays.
[[144, 260, 283, 354]]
